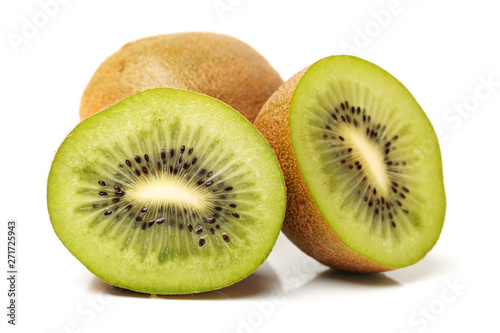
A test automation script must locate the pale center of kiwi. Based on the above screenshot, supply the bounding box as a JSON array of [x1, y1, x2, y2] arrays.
[[344, 127, 388, 195], [130, 178, 206, 209]]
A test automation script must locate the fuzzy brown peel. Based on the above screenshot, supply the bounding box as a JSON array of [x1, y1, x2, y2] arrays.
[[80, 32, 283, 123]]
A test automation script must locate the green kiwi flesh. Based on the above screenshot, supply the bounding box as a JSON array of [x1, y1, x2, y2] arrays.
[[290, 56, 446, 268], [47, 88, 286, 294]]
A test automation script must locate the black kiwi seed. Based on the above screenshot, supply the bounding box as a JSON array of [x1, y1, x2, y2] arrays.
[[134, 155, 141, 163], [195, 226, 203, 234], [98, 180, 107, 186], [223, 234, 230, 242]]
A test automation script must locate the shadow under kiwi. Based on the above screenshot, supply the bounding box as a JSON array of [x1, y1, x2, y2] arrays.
[[316, 252, 458, 287], [318, 269, 402, 287], [89, 261, 282, 300]]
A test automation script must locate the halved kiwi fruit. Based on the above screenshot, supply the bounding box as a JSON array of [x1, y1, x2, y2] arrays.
[[80, 32, 283, 123], [48, 88, 286, 294], [255, 55, 446, 273]]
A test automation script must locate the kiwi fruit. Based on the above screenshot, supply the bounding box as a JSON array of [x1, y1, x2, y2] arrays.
[[79, 32, 283, 123], [254, 55, 446, 273], [48, 88, 286, 294]]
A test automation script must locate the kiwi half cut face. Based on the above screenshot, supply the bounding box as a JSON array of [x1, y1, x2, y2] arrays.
[[48, 88, 286, 294], [255, 55, 446, 272]]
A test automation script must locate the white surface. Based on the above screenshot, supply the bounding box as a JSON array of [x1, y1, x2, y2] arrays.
[[1, 0, 499, 332]]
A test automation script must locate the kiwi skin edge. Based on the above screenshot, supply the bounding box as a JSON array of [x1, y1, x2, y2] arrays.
[[254, 67, 393, 273], [79, 32, 283, 123]]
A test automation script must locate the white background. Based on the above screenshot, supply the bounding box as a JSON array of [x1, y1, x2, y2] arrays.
[[1, 0, 499, 332]]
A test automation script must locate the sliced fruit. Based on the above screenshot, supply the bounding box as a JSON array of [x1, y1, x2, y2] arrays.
[[255, 55, 446, 272], [48, 88, 286, 294]]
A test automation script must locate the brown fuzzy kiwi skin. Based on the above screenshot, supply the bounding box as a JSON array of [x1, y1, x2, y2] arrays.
[[79, 32, 283, 123], [254, 68, 393, 273]]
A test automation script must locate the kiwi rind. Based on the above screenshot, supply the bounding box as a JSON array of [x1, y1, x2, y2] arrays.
[[48, 88, 286, 294], [255, 55, 446, 272], [79, 32, 283, 123]]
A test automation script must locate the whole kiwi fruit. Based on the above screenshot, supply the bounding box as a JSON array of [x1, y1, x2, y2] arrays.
[[255, 55, 446, 273], [79, 32, 283, 123]]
